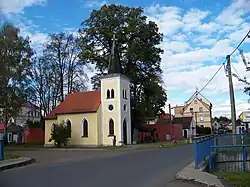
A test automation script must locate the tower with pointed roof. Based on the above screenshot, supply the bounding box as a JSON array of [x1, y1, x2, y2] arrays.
[[100, 34, 131, 146]]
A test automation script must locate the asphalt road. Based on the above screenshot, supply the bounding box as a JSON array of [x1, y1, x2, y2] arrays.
[[0, 145, 194, 187]]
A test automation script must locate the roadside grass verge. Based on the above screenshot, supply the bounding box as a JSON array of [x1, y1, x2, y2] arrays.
[[4, 154, 20, 160], [6, 142, 44, 148], [135, 140, 189, 150], [216, 172, 250, 187], [5, 142, 128, 150]]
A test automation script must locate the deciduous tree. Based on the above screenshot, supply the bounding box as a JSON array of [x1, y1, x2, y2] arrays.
[[30, 32, 89, 116], [0, 23, 34, 143], [78, 5, 167, 135]]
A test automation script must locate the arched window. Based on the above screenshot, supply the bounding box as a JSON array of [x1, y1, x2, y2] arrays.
[[82, 119, 88, 137], [109, 118, 114, 136], [122, 89, 125, 99], [124, 89, 127, 99], [107, 89, 111, 99], [51, 123, 56, 131], [111, 89, 115, 98], [66, 120, 72, 138]]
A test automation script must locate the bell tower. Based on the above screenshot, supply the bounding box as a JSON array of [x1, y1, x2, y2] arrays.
[[100, 34, 131, 146]]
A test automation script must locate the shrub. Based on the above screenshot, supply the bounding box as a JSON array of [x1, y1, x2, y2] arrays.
[[49, 121, 71, 147]]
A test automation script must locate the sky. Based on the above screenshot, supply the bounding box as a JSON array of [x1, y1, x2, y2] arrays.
[[0, 0, 250, 118]]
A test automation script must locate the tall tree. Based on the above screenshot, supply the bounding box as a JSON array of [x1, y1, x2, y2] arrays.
[[78, 4, 167, 132], [0, 23, 34, 143], [30, 32, 89, 116]]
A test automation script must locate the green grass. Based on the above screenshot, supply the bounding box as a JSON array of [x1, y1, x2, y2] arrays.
[[216, 172, 250, 187], [135, 140, 189, 150], [4, 154, 20, 160], [6, 143, 128, 150], [6, 142, 44, 148]]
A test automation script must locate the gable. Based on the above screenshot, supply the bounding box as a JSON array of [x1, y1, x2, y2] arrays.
[[183, 97, 210, 113]]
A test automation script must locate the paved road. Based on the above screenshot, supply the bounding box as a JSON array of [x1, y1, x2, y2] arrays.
[[0, 145, 194, 187]]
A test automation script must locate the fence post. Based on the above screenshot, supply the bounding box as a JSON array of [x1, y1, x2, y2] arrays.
[[243, 146, 247, 171], [209, 146, 213, 173], [194, 139, 199, 169], [0, 140, 4, 161]]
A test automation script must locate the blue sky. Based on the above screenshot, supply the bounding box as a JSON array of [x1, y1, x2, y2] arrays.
[[1, 0, 250, 117]]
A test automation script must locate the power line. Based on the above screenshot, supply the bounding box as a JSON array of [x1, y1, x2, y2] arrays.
[[199, 62, 225, 93], [229, 30, 250, 56]]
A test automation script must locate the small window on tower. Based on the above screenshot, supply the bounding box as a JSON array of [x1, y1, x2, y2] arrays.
[[111, 89, 115, 98], [107, 89, 110, 99], [108, 105, 114, 111], [124, 89, 127, 99], [123, 104, 127, 111]]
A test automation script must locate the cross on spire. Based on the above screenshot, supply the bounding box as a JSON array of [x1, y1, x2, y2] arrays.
[[107, 33, 123, 74]]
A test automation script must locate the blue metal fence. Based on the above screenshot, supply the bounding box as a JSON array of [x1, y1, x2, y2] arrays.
[[194, 135, 215, 169], [0, 140, 4, 161], [194, 133, 250, 172]]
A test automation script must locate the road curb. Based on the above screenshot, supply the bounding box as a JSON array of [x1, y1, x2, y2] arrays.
[[176, 161, 224, 187], [0, 157, 36, 172]]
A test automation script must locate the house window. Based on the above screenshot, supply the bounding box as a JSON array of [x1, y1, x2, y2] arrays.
[[199, 107, 203, 112], [200, 115, 204, 121], [82, 119, 88, 137], [66, 120, 72, 138], [107, 89, 111, 99], [8, 133, 12, 143], [190, 108, 194, 114], [109, 118, 114, 136], [111, 89, 115, 98]]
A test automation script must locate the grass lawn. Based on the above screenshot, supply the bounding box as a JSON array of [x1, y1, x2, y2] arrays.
[[4, 154, 20, 160], [216, 172, 250, 187], [135, 140, 189, 150], [6, 142, 44, 148], [5, 142, 128, 150]]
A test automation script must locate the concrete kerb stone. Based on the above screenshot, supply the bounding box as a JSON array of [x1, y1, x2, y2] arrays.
[[0, 157, 35, 171], [176, 161, 224, 187]]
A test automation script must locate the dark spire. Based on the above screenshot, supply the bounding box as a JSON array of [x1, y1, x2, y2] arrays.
[[108, 34, 123, 74]]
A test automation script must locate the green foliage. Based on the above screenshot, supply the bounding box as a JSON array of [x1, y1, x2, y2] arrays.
[[0, 23, 34, 143], [196, 126, 211, 135], [78, 4, 167, 130], [26, 120, 42, 128], [213, 116, 231, 123], [49, 121, 71, 147]]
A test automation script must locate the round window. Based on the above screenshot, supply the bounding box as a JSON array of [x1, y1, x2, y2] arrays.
[[123, 104, 127, 111], [108, 105, 114, 111]]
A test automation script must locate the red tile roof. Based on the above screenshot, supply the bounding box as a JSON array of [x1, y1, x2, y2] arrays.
[[46, 91, 101, 119]]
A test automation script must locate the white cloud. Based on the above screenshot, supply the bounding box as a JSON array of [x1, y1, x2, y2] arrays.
[[163, 40, 191, 53], [182, 8, 210, 31], [145, 5, 183, 35], [200, 39, 218, 46], [82, 0, 107, 8], [0, 0, 47, 14], [198, 22, 220, 33], [216, 0, 250, 26], [213, 99, 250, 117]]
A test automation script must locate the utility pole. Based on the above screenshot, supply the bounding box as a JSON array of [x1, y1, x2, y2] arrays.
[[226, 55, 237, 144], [169, 104, 172, 124]]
